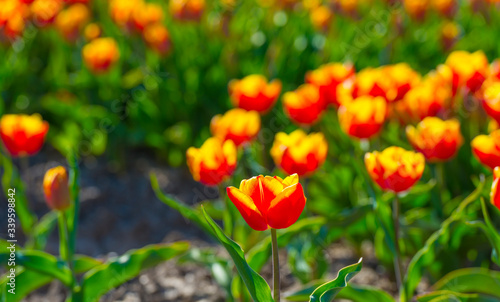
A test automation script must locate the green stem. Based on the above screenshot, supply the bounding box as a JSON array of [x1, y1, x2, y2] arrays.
[[271, 228, 280, 302], [431, 163, 444, 219], [393, 195, 403, 296], [59, 211, 76, 296]]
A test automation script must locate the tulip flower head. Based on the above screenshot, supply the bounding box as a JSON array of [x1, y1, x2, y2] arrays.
[[82, 37, 120, 74], [440, 21, 460, 50], [432, 0, 456, 17], [84, 22, 101, 41], [445, 50, 489, 94], [479, 80, 500, 124], [384, 63, 421, 102], [305, 62, 355, 107], [109, 0, 142, 29], [55, 3, 90, 41], [471, 130, 500, 170], [170, 0, 205, 21], [143, 23, 171, 55], [404, 0, 428, 20], [271, 129, 328, 176], [283, 84, 327, 125], [227, 174, 306, 231], [0, 0, 28, 39], [132, 2, 163, 32], [490, 166, 500, 210], [0, 114, 49, 157], [186, 137, 237, 186], [31, 0, 63, 26], [309, 5, 333, 31], [228, 75, 281, 113], [365, 146, 425, 193], [406, 117, 463, 162], [352, 67, 395, 102], [43, 166, 71, 211], [210, 108, 261, 146], [338, 96, 387, 139]]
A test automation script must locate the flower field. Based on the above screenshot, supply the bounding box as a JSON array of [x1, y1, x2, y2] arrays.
[[1, 0, 500, 301]]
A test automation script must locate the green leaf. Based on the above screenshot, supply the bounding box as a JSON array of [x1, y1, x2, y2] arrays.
[[431, 268, 500, 298], [474, 198, 500, 266], [0, 250, 72, 286], [417, 290, 500, 302], [78, 242, 189, 302], [309, 258, 363, 302], [402, 178, 486, 302], [150, 173, 214, 237], [202, 206, 274, 302], [27, 211, 58, 250], [287, 283, 393, 302], [0, 255, 102, 302]]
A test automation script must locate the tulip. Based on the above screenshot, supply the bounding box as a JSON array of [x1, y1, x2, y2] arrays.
[[406, 117, 463, 162], [31, 0, 63, 26], [109, 0, 142, 29], [365, 146, 425, 193], [55, 3, 90, 42], [440, 21, 460, 51], [309, 5, 333, 31], [334, 0, 359, 15], [404, 0, 428, 20], [228, 75, 281, 113], [479, 80, 500, 124], [82, 37, 120, 74], [227, 174, 306, 231], [394, 77, 451, 122], [305, 62, 355, 107], [210, 108, 261, 146], [432, 0, 456, 17], [338, 96, 387, 139], [471, 130, 500, 170], [0, 114, 49, 157], [283, 84, 327, 125], [132, 2, 163, 32], [84, 22, 101, 41], [491, 59, 500, 81], [170, 0, 205, 22], [445, 50, 489, 94], [270, 129, 328, 176], [490, 166, 500, 210], [384, 63, 421, 102], [143, 23, 171, 55], [352, 67, 395, 102], [0, 0, 28, 39], [186, 137, 237, 186], [43, 166, 71, 211]]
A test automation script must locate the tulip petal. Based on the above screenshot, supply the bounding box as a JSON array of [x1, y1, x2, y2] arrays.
[[266, 183, 306, 229], [227, 187, 268, 231]]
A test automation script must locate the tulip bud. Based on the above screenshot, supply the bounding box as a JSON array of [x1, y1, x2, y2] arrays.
[[338, 96, 387, 139], [283, 84, 327, 125], [0, 114, 49, 157], [490, 167, 500, 211], [210, 108, 261, 146], [43, 166, 71, 211], [228, 75, 281, 113], [471, 130, 500, 170]]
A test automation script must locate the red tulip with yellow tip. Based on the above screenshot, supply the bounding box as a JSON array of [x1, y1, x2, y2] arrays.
[[186, 137, 237, 186], [84, 23, 101, 41], [491, 59, 500, 81], [471, 130, 500, 170], [210, 108, 261, 146], [445, 50, 489, 94], [228, 75, 281, 113], [283, 84, 326, 125], [55, 3, 90, 42], [43, 166, 71, 211], [352, 67, 395, 102], [0, 0, 28, 39], [478, 80, 500, 124], [0, 114, 49, 157], [227, 174, 306, 231], [31, 0, 63, 26], [271, 129, 328, 176], [309, 5, 333, 31], [365, 146, 425, 193], [82, 37, 120, 74], [385, 63, 421, 102], [305, 62, 355, 107], [406, 117, 463, 162], [404, 0, 428, 20], [338, 96, 387, 139], [109, 0, 142, 29], [143, 23, 171, 55], [432, 0, 456, 17], [170, 0, 205, 22], [490, 166, 500, 210], [132, 2, 163, 32]]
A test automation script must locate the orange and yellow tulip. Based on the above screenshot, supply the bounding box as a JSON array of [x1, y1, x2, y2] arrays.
[[406, 117, 463, 162], [338, 96, 387, 139], [384, 63, 421, 102], [170, 0, 205, 22], [210, 108, 261, 146], [309, 5, 332, 31], [365, 146, 425, 193], [490, 166, 500, 210], [109, 0, 141, 29], [55, 3, 90, 41], [471, 130, 500, 170], [270, 129, 328, 176], [352, 67, 395, 102], [479, 80, 500, 123], [445, 50, 489, 94], [404, 0, 428, 20], [432, 0, 456, 17], [283, 84, 327, 125], [228, 75, 281, 113], [0, 0, 28, 39], [132, 2, 163, 32], [491, 59, 500, 81], [143, 23, 171, 55], [31, 0, 63, 26], [227, 174, 306, 231], [43, 166, 71, 211], [0, 114, 49, 157], [305, 62, 355, 107], [186, 137, 237, 186], [440, 21, 460, 51], [84, 22, 101, 41], [82, 37, 120, 74]]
